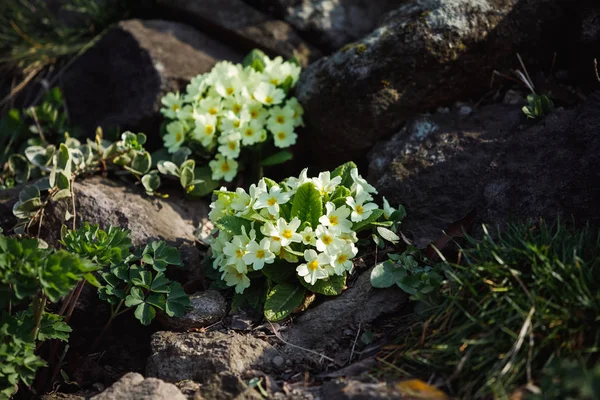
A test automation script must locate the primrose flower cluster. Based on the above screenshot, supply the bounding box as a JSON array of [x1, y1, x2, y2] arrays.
[[208, 164, 399, 294], [160, 54, 303, 182]]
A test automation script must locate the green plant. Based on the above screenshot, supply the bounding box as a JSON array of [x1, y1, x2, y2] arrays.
[[523, 94, 554, 119], [380, 221, 600, 399], [159, 49, 304, 184], [527, 358, 600, 400], [60, 224, 190, 327], [208, 162, 404, 321], [0, 232, 96, 399]]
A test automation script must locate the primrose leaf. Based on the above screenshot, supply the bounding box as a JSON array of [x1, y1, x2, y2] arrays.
[[264, 284, 305, 322], [300, 273, 346, 296], [290, 182, 322, 228], [370, 260, 401, 288], [331, 161, 357, 188], [352, 209, 384, 232], [243, 49, 267, 72], [215, 215, 253, 236], [261, 150, 293, 166]]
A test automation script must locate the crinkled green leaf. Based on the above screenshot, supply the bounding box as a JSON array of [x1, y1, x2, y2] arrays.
[[264, 284, 305, 321], [290, 182, 322, 228], [300, 273, 346, 296]]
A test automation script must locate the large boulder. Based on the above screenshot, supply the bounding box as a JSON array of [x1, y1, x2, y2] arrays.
[[61, 19, 242, 141], [155, 0, 320, 66], [368, 92, 600, 244], [295, 0, 600, 167], [250, 0, 406, 51]]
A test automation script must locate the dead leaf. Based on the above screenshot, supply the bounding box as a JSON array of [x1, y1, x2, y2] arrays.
[[395, 379, 449, 400]]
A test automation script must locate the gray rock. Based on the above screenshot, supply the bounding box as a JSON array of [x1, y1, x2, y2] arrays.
[[157, 290, 227, 331], [295, 0, 599, 167], [272, 355, 285, 367], [368, 93, 600, 243], [146, 331, 278, 383], [198, 373, 263, 400], [92, 372, 186, 400], [282, 267, 408, 351], [155, 0, 319, 66], [61, 19, 242, 141], [175, 380, 203, 399], [256, 0, 405, 51]]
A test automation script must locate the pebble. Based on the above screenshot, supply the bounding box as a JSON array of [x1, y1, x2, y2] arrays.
[[272, 355, 285, 368]]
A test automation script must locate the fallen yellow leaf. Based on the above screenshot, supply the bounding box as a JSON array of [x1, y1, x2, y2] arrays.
[[395, 379, 449, 400]]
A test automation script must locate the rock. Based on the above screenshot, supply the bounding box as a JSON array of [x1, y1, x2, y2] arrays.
[[253, 0, 405, 51], [271, 355, 285, 367], [146, 331, 278, 383], [282, 267, 408, 351], [157, 290, 227, 331], [198, 373, 263, 400], [368, 92, 600, 243], [320, 380, 403, 399], [155, 0, 319, 66], [295, 0, 600, 167], [91, 372, 186, 400], [61, 19, 242, 141], [175, 380, 203, 399]]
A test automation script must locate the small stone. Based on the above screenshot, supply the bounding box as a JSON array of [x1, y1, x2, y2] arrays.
[[91, 372, 186, 400], [158, 290, 227, 331], [459, 105, 473, 116], [272, 355, 285, 367]]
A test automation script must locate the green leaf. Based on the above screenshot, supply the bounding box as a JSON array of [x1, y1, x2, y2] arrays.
[[52, 188, 71, 202], [142, 172, 161, 193], [134, 302, 156, 325], [290, 182, 323, 228], [264, 284, 305, 321], [19, 185, 40, 203], [136, 133, 147, 145], [180, 166, 194, 188], [243, 49, 267, 72], [352, 209, 384, 232], [187, 167, 220, 197], [130, 266, 152, 288], [8, 154, 30, 183], [55, 171, 71, 190], [145, 292, 166, 310], [128, 151, 152, 174], [330, 186, 352, 208], [370, 260, 403, 288], [300, 273, 346, 296], [377, 226, 400, 244], [215, 215, 253, 236], [261, 150, 293, 166], [150, 272, 171, 293], [37, 313, 72, 342], [331, 161, 357, 188], [165, 282, 189, 317], [13, 197, 42, 219], [262, 260, 296, 284], [57, 143, 71, 171]]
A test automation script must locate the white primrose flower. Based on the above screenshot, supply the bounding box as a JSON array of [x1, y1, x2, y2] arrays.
[[218, 132, 242, 159], [286, 168, 310, 191], [163, 120, 187, 153], [210, 61, 239, 82], [240, 119, 266, 146], [185, 74, 209, 102], [222, 235, 250, 273], [350, 168, 378, 195], [296, 249, 330, 285], [382, 196, 396, 220], [315, 225, 344, 253], [346, 192, 379, 222], [260, 220, 283, 253], [272, 126, 298, 148], [241, 101, 269, 125], [312, 171, 342, 196], [285, 98, 304, 127], [198, 96, 223, 116], [210, 231, 231, 269], [208, 191, 232, 221], [300, 226, 317, 246], [221, 264, 251, 294], [339, 230, 358, 244], [192, 114, 218, 147], [253, 82, 285, 106], [267, 105, 295, 133], [223, 95, 247, 115], [327, 242, 358, 275], [219, 111, 245, 132], [253, 184, 291, 215], [230, 187, 252, 214], [161, 92, 183, 119], [319, 202, 352, 233], [243, 238, 275, 270], [209, 154, 238, 182], [215, 75, 243, 98]]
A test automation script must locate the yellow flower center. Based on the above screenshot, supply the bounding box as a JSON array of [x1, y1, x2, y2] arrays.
[[272, 236, 280, 242], [329, 215, 339, 225], [322, 235, 333, 245], [265, 96, 273, 104], [270, 79, 279, 85], [337, 254, 348, 264], [228, 142, 237, 150], [221, 162, 230, 172], [245, 128, 254, 137], [233, 120, 241, 128], [235, 249, 244, 258], [233, 104, 241, 113], [282, 229, 293, 239], [208, 107, 218, 115], [236, 273, 244, 280], [205, 125, 214, 135], [175, 132, 183, 142], [277, 132, 286, 140], [250, 110, 259, 118], [256, 249, 265, 259], [276, 116, 285, 124], [304, 234, 312, 242], [355, 204, 364, 215], [226, 87, 234, 95], [308, 260, 319, 271], [172, 104, 180, 111], [267, 197, 277, 206]]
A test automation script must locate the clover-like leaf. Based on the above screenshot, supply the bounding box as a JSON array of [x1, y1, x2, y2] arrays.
[[165, 282, 189, 317]]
